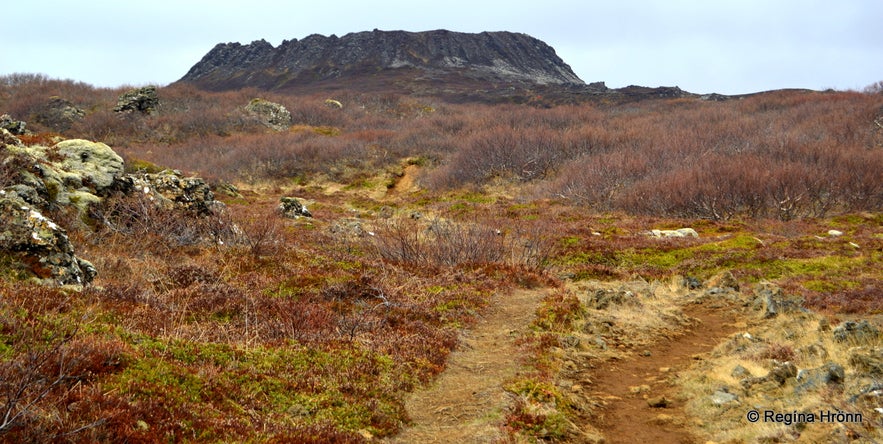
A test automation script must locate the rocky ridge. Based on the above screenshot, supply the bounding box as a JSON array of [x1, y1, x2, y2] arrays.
[[178, 29, 584, 91]]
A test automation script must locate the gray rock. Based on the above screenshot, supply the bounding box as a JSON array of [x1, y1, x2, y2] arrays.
[[767, 361, 798, 385], [649, 228, 698, 238], [279, 197, 312, 218], [55, 139, 125, 192], [120, 170, 217, 215], [0, 114, 26, 135], [743, 361, 797, 390], [329, 219, 369, 238], [245, 98, 292, 131], [0, 194, 94, 285], [711, 389, 739, 405], [684, 276, 702, 290], [731, 365, 751, 378], [706, 270, 740, 292], [592, 336, 608, 350], [753, 281, 803, 318], [795, 362, 845, 394], [833, 320, 880, 343], [114, 86, 159, 114], [4, 139, 123, 214], [179, 31, 585, 90], [589, 288, 638, 310]]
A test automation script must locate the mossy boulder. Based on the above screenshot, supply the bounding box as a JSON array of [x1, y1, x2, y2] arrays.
[[55, 139, 125, 192], [245, 98, 292, 131], [114, 86, 159, 114], [4, 139, 124, 214], [0, 193, 95, 285]]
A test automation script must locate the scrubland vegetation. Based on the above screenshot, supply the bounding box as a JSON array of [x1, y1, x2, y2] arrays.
[[1, 73, 881, 442]]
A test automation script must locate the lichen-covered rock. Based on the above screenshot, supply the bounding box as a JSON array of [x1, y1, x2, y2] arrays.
[[0, 114, 27, 135], [4, 139, 124, 214], [649, 228, 698, 238], [0, 193, 95, 285], [33, 97, 85, 131], [119, 170, 218, 214], [55, 139, 125, 192], [114, 86, 159, 114], [1, 128, 22, 147], [279, 196, 312, 218], [245, 98, 292, 131]]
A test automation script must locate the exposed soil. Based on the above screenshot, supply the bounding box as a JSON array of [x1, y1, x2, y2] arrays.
[[590, 304, 740, 444], [385, 289, 547, 443], [386, 281, 742, 444]]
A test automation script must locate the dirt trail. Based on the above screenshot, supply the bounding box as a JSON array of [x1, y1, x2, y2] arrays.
[[591, 304, 739, 444], [386, 289, 547, 444]]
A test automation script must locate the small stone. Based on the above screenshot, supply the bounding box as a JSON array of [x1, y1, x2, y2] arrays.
[[711, 390, 738, 406], [592, 336, 608, 350], [828, 229, 843, 237], [279, 196, 313, 218], [731, 365, 750, 378], [647, 396, 670, 408]]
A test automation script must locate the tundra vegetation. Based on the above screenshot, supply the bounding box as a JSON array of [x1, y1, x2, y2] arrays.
[[0, 73, 881, 442]]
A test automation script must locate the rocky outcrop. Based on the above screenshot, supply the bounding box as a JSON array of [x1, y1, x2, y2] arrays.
[[753, 281, 805, 318], [33, 97, 85, 131], [4, 139, 124, 213], [279, 196, 312, 218], [114, 86, 159, 114], [1, 114, 27, 135], [245, 99, 292, 131], [116, 170, 219, 215], [179, 29, 584, 91], [1, 123, 224, 285], [0, 193, 96, 285]]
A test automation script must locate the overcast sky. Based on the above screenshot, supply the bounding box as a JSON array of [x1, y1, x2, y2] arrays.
[[4, 0, 881, 95]]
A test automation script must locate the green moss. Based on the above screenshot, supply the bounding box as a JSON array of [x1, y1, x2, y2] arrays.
[[127, 158, 165, 174], [559, 236, 581, 248]]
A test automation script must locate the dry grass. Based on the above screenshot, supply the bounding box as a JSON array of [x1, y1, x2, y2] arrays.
[[681, 306, 883, 443], [2, 74, 882, 441]]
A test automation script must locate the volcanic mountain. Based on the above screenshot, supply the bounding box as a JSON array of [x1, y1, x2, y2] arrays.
[[178, 30, 585, 92]]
